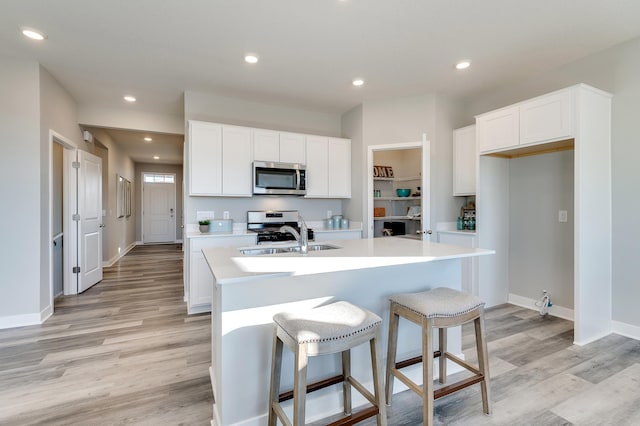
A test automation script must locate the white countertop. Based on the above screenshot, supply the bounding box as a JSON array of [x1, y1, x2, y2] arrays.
[[203, 236, 494, 285], [185, 229, 254, 239]]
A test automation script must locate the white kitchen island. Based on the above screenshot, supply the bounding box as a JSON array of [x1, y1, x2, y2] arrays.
[[203, 237, 494, 426]]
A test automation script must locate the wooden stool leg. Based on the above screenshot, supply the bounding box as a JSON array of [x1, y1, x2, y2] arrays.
[[293, 343, 309, 426], [385, 305, 400, 405], [423, 318, 434, 426], [342, 349, 352, 416], [371, 328, 388, 426], [268, 328, 283, 426], [438, 327, 447, 384], [475, 310, 492, 415]]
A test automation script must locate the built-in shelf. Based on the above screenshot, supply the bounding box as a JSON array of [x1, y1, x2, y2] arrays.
[[374, 196, 421, 201], [373, 175, 420, 182], [374, 216, 421, 221]]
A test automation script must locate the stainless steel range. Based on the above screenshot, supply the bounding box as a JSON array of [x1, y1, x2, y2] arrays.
[[247, 210, 314, 244]]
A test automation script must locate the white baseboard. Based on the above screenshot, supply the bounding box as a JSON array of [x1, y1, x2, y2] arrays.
[[103, 241, 137, 267], [612, 320, 640, 341], [0, 303, 55, 330], [508, 293, 574, 321]]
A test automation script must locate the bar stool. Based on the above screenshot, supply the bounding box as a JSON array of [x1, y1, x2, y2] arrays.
[[268, 301, 387, 426], [385, 287, 491, 425]]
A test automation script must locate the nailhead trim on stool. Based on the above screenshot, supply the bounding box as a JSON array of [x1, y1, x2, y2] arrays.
[[268, 301, 388, 426], [385, 287, 492, 426]]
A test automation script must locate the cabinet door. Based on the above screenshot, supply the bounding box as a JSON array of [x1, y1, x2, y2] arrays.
[[253, 129, 279, 162], [520, 90, 573, 145], [222, 125, 252, 196], [328, 138, 351, 198], [305, 136, 329, 197], [189, 121, 222, 195], [453, 125, 476, 196], [279, 132, 306, 164], [190, 251, 213, 308], [477, 105, 519, 153]]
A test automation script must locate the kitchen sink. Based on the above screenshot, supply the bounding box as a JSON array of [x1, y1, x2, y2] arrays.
[[239, 244, 340, 256]]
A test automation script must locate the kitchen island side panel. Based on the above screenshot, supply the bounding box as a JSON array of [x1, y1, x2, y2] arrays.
[[213, 259, 462, 425]]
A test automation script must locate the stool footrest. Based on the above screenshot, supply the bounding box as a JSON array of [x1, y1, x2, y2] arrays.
[[395, 350, 441, 370], [434, 374, 484, 400], [327, 406, 379, 426], [278, 374, 343, 403]]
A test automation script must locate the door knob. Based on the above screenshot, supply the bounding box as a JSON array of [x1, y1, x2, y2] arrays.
[[100, 224, 106, 228]]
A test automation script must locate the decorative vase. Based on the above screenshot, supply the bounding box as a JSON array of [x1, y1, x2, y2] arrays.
[[199, 225, 209, 233]]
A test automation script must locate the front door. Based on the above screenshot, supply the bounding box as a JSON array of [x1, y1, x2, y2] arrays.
[[142, 173, 176, 243], [77, 150, 103, 293]]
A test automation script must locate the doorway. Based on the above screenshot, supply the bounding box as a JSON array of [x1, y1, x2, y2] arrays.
[[142, 172, 177, 243], [367, 136, 432, 240]]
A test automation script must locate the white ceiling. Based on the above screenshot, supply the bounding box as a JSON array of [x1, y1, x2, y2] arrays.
[[3, 0, 640, 164]]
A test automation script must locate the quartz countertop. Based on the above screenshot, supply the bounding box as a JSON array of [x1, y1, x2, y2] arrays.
[[203, 236, 493, 285]]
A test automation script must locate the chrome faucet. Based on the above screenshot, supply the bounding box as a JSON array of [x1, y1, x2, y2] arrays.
[[280, 216, 308, 254]]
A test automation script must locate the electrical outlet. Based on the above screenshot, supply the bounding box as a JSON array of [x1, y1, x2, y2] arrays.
[[223, 211, 230, 219], [558, 210, 568, 222]]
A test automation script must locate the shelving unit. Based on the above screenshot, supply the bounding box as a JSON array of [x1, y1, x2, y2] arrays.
[[373, 176, 421, 238]]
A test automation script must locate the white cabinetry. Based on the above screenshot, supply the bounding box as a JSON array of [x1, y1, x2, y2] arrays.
[[253, 130, 306, 164], [477, 88, 574, 154], [305, 136, 351, 198], [453, 125, 476, 196], [314, 229, 362, 241], [188, 121, 252, 196], [186, 235, 256, 314], [437, 231, 477, 295]]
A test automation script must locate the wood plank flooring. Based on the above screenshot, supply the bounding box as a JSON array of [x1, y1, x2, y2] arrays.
[[2, 244, 639, 425]]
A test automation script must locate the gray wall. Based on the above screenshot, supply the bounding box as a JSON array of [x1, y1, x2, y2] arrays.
[[135, 162, 184, 242], [508, 151, 574, 308], [0, 58, 41, 319], [183, 91, 345, 226], [461, 36, 640, 326]]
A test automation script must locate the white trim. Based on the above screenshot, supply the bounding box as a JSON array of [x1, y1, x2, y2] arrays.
[[102, 241, 137, 267], [508, 293, 575, 321], [0, 303, 53, 330], [612, 321, 640, 341]]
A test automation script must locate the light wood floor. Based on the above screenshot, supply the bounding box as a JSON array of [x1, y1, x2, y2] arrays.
[[2, 244, 639, 425]]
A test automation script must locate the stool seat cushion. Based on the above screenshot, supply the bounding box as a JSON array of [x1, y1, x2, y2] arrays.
[[389, 287, 484, 318], [273, 301, 382, 345]]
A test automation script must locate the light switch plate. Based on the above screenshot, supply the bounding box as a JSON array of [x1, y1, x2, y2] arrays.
[[558, 210, 568, 222]]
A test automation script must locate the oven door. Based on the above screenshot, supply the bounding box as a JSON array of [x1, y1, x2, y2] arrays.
[[253, 161, 306, 195]]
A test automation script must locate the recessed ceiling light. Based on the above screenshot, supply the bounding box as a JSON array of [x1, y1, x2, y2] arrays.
[[144, 137, 153, 142], [352, 79, 364, 86], [153, 155, 160, 160], [244, 54, 259, 64], [124, 95, 136, 102], [455, 60, 471, 70], [21, 27, 46, 41]]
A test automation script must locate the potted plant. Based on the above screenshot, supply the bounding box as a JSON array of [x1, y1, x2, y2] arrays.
[[198, 219, 210, 233]]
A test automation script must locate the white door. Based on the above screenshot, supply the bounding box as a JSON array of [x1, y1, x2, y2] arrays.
[[143, 173, 176, 243], [77, 150, 103, 293]]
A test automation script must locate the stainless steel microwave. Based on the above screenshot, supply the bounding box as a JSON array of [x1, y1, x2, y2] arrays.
[[253, 161, 306, 195]]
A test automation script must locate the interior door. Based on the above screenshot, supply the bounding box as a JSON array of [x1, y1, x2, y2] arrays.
[[143, 175, 176, 243], [77, 150, 103, 293]]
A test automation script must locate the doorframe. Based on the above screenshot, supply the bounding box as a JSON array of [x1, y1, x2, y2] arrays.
[[141, 171, 177, 244], [48, 130, 78, 314], [366, 136, 431, 240]]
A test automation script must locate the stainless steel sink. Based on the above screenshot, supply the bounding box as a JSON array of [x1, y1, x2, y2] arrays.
[[239, 244, 340, 255]]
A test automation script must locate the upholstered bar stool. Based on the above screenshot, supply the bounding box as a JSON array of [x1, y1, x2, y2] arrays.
[[268, 301, 387, 426], [385, 287, 491, 425]]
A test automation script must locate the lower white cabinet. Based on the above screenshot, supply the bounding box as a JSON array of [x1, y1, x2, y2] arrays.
[[437, 231, 478, 296], [313, 229, 362, 242], [186, 235, 256, 314]]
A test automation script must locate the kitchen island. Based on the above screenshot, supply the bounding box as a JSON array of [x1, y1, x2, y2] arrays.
[[203, 237, 494, 426]]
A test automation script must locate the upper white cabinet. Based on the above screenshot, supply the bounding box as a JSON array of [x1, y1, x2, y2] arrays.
[[477, 88, 574, 154], [189, 121, 222, 195], [477, 106, 519, 153], [305, 136, 351, 198], [520, 90, 572, 145], [188, 121, 252, 196], [253, 130, 306, 164], [453, 125, 476, 196]]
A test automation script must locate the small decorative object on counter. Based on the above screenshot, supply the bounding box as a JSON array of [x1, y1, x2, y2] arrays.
[[341, 218, 350, 228], [198, 219, 210, 233], [457, 217, 464, 230], [468, 217, 476, 230]]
